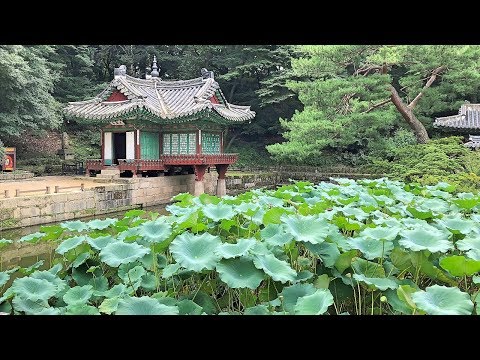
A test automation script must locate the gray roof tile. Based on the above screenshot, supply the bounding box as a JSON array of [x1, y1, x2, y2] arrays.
[[64, 74, 255, 124]]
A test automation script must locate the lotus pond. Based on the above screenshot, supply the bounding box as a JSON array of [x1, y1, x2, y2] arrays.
[[1, 178, 480, 315]]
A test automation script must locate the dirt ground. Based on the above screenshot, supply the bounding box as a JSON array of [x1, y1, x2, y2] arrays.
[[0, 176, 118, 195]]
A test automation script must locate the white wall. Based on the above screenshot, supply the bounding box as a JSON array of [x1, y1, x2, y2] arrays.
[[126, 131, 134, 160], [104, 132, 112, 160]]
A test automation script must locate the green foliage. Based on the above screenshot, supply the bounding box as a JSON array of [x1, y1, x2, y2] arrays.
[[0, 46, 62, 137], [4, 178, 480, 315], [268, 45, 480, 166], [367, 136, 480, 193]]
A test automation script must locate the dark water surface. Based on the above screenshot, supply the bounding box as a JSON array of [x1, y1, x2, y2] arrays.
[[0, 204, 168, 271]]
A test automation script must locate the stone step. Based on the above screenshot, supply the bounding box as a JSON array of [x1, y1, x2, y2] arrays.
[[97, 169, 120, 178]]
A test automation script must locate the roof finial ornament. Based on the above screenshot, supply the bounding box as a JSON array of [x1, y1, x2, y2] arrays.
[[201, 68, 214, 79], [114, 65, 127, 79], [151, 55, 159, 78]]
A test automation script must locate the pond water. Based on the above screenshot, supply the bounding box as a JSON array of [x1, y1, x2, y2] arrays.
[[0, 204, 168, 271]]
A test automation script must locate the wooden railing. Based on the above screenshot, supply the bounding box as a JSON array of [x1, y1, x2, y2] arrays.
[[86, 154, 239, 173], [54, 183, 85, 193]]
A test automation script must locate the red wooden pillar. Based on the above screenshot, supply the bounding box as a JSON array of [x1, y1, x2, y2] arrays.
[[135, 129, 141, 159]]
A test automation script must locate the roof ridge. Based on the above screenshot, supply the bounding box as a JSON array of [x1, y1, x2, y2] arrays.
[[154, 80, 170, 116]]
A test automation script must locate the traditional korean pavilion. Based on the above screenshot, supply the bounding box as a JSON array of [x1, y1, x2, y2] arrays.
[[64, 57, 255, 195], [434, 103, 480, 149]]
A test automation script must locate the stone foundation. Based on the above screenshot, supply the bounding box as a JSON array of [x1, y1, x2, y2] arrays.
[[0, 173, 217, 230]]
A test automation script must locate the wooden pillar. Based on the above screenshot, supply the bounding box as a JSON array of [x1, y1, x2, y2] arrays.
[[197, 129, 202, 155], [135, 129, 141, 159], [215, 164, 228, 197], [100, 129, 104, 166], [193, 164, 208, 196]]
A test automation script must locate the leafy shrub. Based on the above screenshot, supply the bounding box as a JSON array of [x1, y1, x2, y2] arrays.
[[367, 136, 480, 193], [2, 179, 480, 315]]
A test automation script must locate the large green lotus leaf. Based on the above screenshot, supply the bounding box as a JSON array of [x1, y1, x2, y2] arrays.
[[70, 252, 91, 269], [0, 272, 11, 287], [390, 248, 457, 286], [140, 273, 157, 291], [411, 285, 473, 315], [12, 297, 49, 314], [439, 255, 480, 277], [63, 285, 94, 306], [99, 284, 128, 298], [281, 283, 316, 314], [234, 202, 259, 215], [116, 296, 179, 315], [162, 263, 182, 278], [138, 220, 172, 244], [282, 215, 335, 244], [86, 218, 117, 230], [214, 238, 257, 259], [347, 237, 394, 260], [418, 198, 450, 214], [19, 232, 45, 243], [202, 203, 235, 222], [253, 254, 296, 283], [452, 196, 479, 210], [170, 232, 222, 272], [352, 274, 398, 291], [360, 226, 400, 241], [406, 207, 433, 220], [456, 236, 480, 261], [100, 241, 150, 267], [258, 195, 284, 207], [249, 242, 272, 256], [65, 304, 100, 315], [61, 220, 89, 232], [260, 224, 294, 247], [56, 236, 86, 255], [99, 296, 122, 314], [177, 299, 203, 315], [251, 207, 266, 225], [166, 203, 193, 216], [384, 288, 414, 315], [455, 238, 480, 251], [294, 270, 314, 283], [89, 276, 109, 294], [36, 307, 62, 315], [263, 207, 291, 225], [11, 277, 57, 302], [117, 228, 140, 242], [30, 270, 67, 293], [399, 228, 453, 253], [304, 242, 340, 268], [216, 257, 265, 289], [0, 238, 12, 250], [87, 235, 117, 250], [438, 217, 476, 235], [119, 265, 146, 287], [294, 289, 334, 315], [244, 305, 270, 315], [339, 206, 368, 221], [351, 258, 385, 278], [334, 250, 358, 274]]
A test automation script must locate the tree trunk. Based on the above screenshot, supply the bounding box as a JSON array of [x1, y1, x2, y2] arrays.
[[225, 133, 239, 152], [390, 85, 430, 144]]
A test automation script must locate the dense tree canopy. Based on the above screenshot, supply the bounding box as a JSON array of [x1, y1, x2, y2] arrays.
[[0, 45, 62, 138], [0, 45, 301, 153], [268, 45, 480, 166]]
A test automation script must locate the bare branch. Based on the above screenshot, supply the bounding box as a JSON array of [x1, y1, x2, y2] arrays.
[[408, 66, 446, 110], [364, 99, 391, 113]]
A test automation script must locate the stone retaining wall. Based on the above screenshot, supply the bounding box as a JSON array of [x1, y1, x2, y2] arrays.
[[0, 173, 218, 230], [0, 172, 35, 181]]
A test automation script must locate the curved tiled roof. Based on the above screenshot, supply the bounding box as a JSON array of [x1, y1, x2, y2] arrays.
[[64, 74, 255, 124], [434, 104, 480, 130]]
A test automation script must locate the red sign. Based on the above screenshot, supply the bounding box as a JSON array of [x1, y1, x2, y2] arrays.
[[3, 147, 15, 171]]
